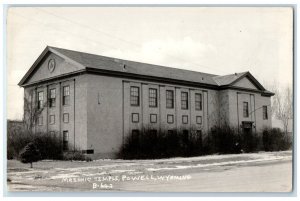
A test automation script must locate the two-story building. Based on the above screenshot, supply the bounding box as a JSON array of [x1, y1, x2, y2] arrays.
[[18, 46, 274, 158]]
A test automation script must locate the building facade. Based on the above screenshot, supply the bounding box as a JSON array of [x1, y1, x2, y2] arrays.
[[18, 46, 274, 158]]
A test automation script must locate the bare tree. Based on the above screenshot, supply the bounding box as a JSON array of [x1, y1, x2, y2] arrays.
[[267, 81, 293, 135], [23, 89, 46, 134]]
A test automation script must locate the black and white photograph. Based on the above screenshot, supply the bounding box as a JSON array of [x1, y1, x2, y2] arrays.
[[5, 5, 294, 193]]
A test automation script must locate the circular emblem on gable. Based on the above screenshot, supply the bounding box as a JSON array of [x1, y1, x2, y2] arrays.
[[48, 59, 56, 72]]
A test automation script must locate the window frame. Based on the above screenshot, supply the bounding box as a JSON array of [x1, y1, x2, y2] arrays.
[[182, 115, 188, 124], [150, 114, 157, 123], [149, 88, 158, 107], [243, 102, 249, 117], [49, 115, 55, 125], [167, 114, 174, 124], [263, 105, 268, 120], [62, 86, 70, 106], [181, 92, 189, 110], [63, 113, 69, 123], [63, 130, 69, 151], [196, 116, 202, 124], [49, 88, 56, 108], [38, 116, 43, 126], [37, 91, 44, 109], [166, 90, 174, 109], [130, 86, 140, 106], [195, 93, 202, 111], [132, 113, 139, 123]]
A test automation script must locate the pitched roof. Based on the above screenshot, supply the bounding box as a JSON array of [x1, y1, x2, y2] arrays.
[[18, 46, 274, 96], [48, 46, 219, 86]]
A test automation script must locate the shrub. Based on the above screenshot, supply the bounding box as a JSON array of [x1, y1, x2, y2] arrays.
[[19, 142, 41, 168], [63, 151, 92, 162], [262, 128, 292, 151]]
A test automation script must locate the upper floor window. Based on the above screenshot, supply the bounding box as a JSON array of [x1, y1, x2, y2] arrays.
[[195, 93, 202, 111], [243, 102, 249, 117], [149, 88, 158, 107], [166, 90, 174, 109], [49, 89, 56, 108], [63, 86, 70, 106], [37, 91, 44, 109], [38, 116, 43, 126], [49, 115, 55, 124], [181, 92, 188, 110], [150, 114, 157, 123], [63, 113, 69, 123], [130, 86, 140, 106], [182, 115, 188, 124], [263, 106, 268, 120]]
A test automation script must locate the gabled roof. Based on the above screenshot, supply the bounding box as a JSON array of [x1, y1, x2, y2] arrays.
[[18, 46, 274, 96]]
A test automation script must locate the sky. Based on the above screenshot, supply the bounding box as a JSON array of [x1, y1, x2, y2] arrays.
[[6, 7, 293, 120]]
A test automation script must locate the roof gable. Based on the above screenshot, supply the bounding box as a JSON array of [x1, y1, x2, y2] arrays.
[[18, 47, 85, 86]]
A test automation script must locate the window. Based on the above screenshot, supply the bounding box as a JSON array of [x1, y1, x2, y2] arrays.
[[181, 92, 188, 109], [130, 86, 140, 106], [132, 113, 139, 123], [63, 113, 69, 123], [63, 131, 69, 151], [150, 114, 157, 123], [243, 102, 249, 117], [49, 89, 56, 107], [263, 106, 268, 120], [182, 115, 188, 124], [195, 93, 202, 111], [37, 91, 44, 109], [49, 115, 55, 124], [166, 90, 174, 109], [196, 116, 202, 124], [63, 86, 70, 106], [167, 114, 174, 124], [49, 131, 55, 135], [149, 88, 158, 107], [38, 116, 43, 126]]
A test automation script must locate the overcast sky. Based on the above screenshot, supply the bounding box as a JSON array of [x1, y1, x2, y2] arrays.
[[7, 7, 293, 120]]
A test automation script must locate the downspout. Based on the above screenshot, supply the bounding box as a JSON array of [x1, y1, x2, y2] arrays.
[[237, 92, 240, 132], [73, 79, 76, 151]]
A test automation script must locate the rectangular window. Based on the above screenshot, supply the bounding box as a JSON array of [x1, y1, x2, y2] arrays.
[[49, 115, 55, 124], [63, 86, 70, 106], [63, 113, 69, 123], [263, 106, 268, 120], [132, 113, 139, 123], [196, 116, 202, 124], [167, 114, 174, 124], [130, 86, 140, 106], [181, 92, 188, 110], [195, 93, 202, 111], [38, 116, 43, 126], [182, 115, 188, 124], [149, 88, 158, 107], [150, 114, 157, 123], [63, 131, 69, 151], [243, 102, 249, 117], [37, 91, 44, 109], [49, 89, 56, 108], [166, 90, 174, 109]]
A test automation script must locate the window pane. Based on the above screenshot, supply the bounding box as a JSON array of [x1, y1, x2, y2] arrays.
[[130, 86, 140, 106], [167, 114, 174, 124], [63, 131, 69, 151], [37, 92, 43, 109], [196, 116, 202, 124], [243, 102, 249, 117], [166, 90, 174, 108], [181, 92, 188, 109], [150, 114, 157, 123], [63, 113, 69, 123], [149, 88, 157, 107], [63, 86, 70, 105], [132, 113, 139, 123], [182, 115, 188, 124], [195, 93, 202, 110]]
